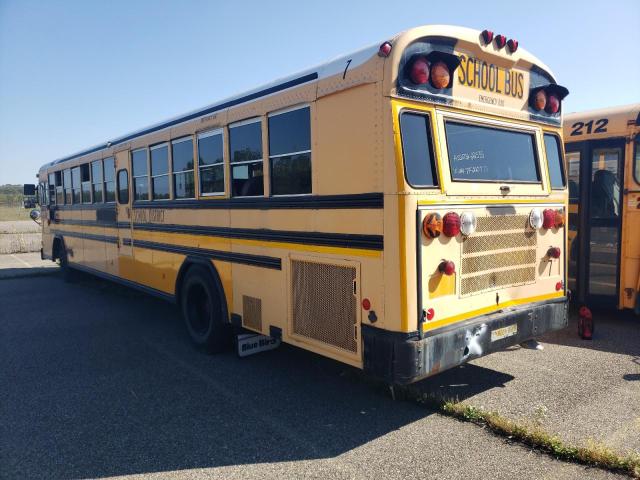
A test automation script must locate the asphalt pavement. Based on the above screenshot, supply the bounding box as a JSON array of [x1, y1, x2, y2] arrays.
[[0, 267, 629, 479]]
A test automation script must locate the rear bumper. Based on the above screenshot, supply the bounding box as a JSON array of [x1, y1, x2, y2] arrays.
[[362, 297, 568, 385]]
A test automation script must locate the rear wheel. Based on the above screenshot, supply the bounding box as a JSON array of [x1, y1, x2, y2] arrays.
[[180, 265, 231, 353], [56, 240, 75, 283]]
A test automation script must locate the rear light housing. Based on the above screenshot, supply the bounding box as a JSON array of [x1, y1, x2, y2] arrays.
[[554, 209, 565, 228], [529, 85, 569, 114], [546, 94, 560, 114], [430, 61, 450, 89], [529, 208, 543, 230], [442, 212, 461, 237], [547, 247, 561, 259], [410, 56, 429, 84], [481, 29, 494, 44], [460, 211, 477, 236], [378, 41, 392, 57], [533, 90, 547, 111], [542, 209, 556, 229], [439, 260, 456, 276], [422, 212, 443, 239]]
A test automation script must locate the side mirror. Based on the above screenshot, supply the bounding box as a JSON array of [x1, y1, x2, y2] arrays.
[[29, 209, 41, 224], [23, 184, 36, 196]]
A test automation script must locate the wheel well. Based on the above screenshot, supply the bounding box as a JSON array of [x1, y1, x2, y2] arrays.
[[52, 236, 63, 261], [175, 257, 229, 322]]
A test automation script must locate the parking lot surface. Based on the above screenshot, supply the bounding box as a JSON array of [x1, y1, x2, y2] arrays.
[[0, 267, 630, 479]]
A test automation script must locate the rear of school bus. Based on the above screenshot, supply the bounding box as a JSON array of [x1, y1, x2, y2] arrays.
[[363, 26, 570, 384]]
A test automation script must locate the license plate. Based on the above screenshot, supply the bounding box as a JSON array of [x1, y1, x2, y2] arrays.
[[491, 324, 518, 342]]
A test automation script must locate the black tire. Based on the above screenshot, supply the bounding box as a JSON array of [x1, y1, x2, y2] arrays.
[[57, 240, 76, 283], [180, 265, 231, 353]]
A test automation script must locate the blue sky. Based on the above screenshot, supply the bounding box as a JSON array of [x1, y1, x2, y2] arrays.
[[1, 0, 638, 184]]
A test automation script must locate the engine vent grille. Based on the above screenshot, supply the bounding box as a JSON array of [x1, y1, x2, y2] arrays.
[[242, 295, 262, 331], [460, 214, 537, 297], [291, 259, 357, 353]]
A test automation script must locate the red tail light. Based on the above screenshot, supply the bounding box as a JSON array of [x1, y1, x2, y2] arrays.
[[410, 56, 429, 85], [378, 41, 392, 57], [495, 34, 507, 49], [547, 247, 561, 259], [426, 308, 435, 320], [555, 281, 564, 291], [430, 61, 450, 89], [442, 212, 461, 237], [439, 260, 456, 276], [554, 209, 565, 228], [507, 39, 518, 53], [362, 298, 371, 310], [542, 209, 556, 229], [546, 94, 560, 114]]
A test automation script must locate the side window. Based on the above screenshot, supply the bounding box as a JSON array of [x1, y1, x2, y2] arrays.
[[117, 169, 129, 204], [55, 171, 63, 204], [91, 160, 104, 203], [150, 144, 170, 200], [48, 173, 56, 205], [544, 134, 566, 189], [635, 136, 640, 185], [131, 149, 149, 201], [566, 152, 581, 204], [229, 119, 263, 197], [268, 106, 311, 196], [172, 137, 195, 199], [103, 157, 116, 202], [71, 167, 81, 204], [198, 130, 224, 195], [63, 169, 72, 204], [81, 164, 91, 203], [399, 112, 438, 187]]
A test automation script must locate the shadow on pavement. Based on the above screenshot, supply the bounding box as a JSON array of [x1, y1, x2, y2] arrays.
[[1, 273, 514, 479]]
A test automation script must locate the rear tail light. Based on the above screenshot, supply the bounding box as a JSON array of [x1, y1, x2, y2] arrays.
[[533, 90, 547, 111], [494, 34, 507, 49], [378, 41, 392, 57], [430, 61, 450, 89], [546, 94, 560, 114], [529, 208, 543, 230], [362, 298, 371, 310], [547, 247, 561, 259], [439, 260, 456, 276], [422, 212, 443, 239], [542, 209, 556, 229], [442, 212, 461, 237], [554, 209, 565, 228], [555, 281, 564, 291], [507, 39, 518, 53], [410, 56, 430, 85]]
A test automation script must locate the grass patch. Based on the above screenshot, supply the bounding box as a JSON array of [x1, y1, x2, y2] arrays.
[[417, 396, 640, 478], [0, 206, 31, 221]]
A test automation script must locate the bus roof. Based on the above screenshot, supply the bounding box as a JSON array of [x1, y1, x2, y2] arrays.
[[40, 24, 556, 173], [564, 103, 640, 141]]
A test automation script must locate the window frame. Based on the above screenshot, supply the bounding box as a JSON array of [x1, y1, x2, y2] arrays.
[[150, 142, 170, 201], [117, 168, 129, 205], [543, 132, 567, 190], [71, 166, 81, 204], [131, 147, 150, 202], [197, 128, 225, 197], [171, 136, 196, 200], [63, 168, 72, 204], [634, 135, 640, 185], [48, 173, 56, 205], [80, 163, 92, 204], [267, 104, 312, 197], [229, 117, 264, 198], [91, 159, 104, 204], [444, 118, 542, 185], [399, 109, 439, 189], [103, 157, 116, 203]]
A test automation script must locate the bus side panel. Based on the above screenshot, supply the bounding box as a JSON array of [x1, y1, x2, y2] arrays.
[[621, 138, 640, 310]]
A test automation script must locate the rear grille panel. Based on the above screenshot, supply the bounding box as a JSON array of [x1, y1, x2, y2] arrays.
[[460, 213, 538, 297], [291, 259, 357, 353], [242, 295, 262, 331]]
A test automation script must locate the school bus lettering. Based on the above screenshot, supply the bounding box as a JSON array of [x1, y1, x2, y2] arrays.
[[457, 54, 524, 99]]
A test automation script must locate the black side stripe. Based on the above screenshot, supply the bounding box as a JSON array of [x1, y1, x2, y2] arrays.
[[53, 218, 117, 227], [119, 223, 383, 250], [45, 72, 319, 168], [123, 238, 281, 270], [131, 193, 384, 210], [52, 229, 118, 244]]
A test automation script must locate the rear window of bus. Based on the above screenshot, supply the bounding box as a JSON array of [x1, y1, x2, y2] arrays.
[[445, 121, 540, 183]]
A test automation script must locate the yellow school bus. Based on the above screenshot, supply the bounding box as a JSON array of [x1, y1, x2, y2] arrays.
[[564, 104, 640, 313], [34, 25, 570, 384]]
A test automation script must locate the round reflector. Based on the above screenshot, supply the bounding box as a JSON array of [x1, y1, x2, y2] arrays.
[[442, 212, 461, 237], [362, 298, 371, 310], [529, 208, 543, 230], [534, 90, 547, 111], [460, 211, 477, 236], [546, 94, 560, 114], [547, 247, 561, 259], [430, 61, 450, 89], [426, 308, 435, 321], [542, 209, 556, 229], [555, 281, 564, 291], [410, 56, 429, 85], [422, 212, 443, 239], [438, 260, 456, 276]]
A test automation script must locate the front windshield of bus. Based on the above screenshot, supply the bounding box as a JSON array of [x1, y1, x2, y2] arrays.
[[445, 121, 540, 183]]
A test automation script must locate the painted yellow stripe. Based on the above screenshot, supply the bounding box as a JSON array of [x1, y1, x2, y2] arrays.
[[417, 198, 565, 206], [422, 291, 565, 332]]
